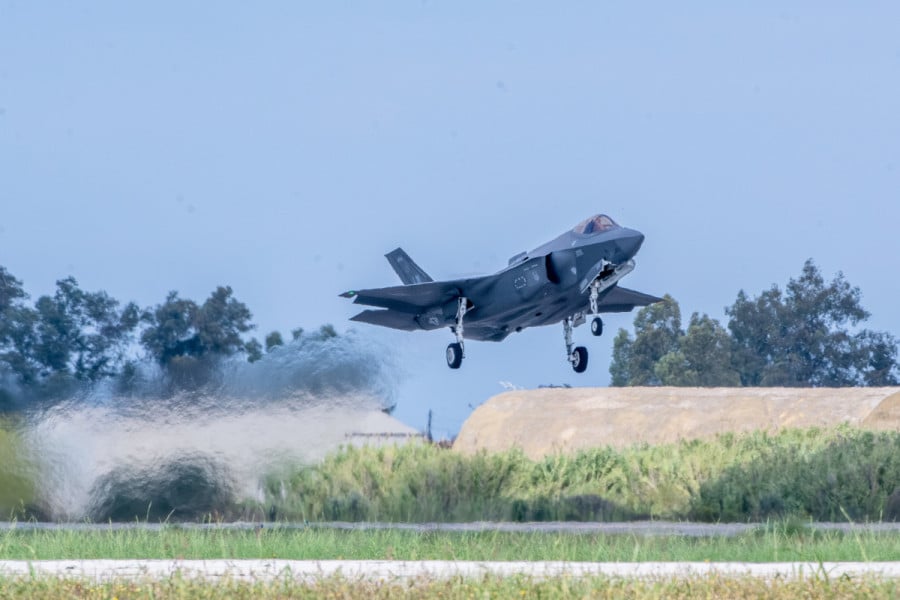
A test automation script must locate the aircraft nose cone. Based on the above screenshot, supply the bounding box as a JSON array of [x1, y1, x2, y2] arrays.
[[619, 230, 645, 260]]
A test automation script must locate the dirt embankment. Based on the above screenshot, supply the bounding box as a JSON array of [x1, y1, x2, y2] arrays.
[[454, 387, 900, 459]]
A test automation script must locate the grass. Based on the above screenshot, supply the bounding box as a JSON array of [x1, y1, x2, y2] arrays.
[[0, 574, 898, 599], [0, 418, 34, 517], [259, 426, 900, 523], [6, 423, 900, 523], [1, 522, 900, 562]]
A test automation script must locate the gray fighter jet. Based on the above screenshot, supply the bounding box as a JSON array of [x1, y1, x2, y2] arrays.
[[341, 214, 660, 372]]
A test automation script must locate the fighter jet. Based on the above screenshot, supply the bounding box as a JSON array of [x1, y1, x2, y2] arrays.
[[341, 214, 660, 372]]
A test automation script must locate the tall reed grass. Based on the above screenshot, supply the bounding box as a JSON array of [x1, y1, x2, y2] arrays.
[[261, 427, 900, 522]]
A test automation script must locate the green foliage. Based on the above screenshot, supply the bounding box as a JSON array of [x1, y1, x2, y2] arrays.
[[727, 260, 899, 386], [0, 419, 36, 516], [627, 294, 682, 385], [1, 523, 900, 564], [138, 291, 198, 364], [692, 428, 900, 521], [32, 278, 141, 382], [264, 331, 284, 352], [0, 267, 38, 384], [1, 273, 140, 384], [609, 329, 633, 386], [140, 286, 254, 366], [260, 427, 900, 523], [655, 314, 740, 386], [315, 324, 338, 340], [611, 296, 739, 387], [0, 267, 27, 312], [612, 260, 898, 387], [2, 265, 270, 393], [245, 338, 263, 363]]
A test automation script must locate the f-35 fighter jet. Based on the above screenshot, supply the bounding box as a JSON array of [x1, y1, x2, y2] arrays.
[[341, 214, 661, 372]]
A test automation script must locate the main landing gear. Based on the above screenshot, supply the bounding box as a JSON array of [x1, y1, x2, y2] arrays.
[[446, 297, 467, 369]]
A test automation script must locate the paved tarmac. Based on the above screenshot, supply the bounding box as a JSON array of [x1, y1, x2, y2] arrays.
[[1, 559, 900, 581]]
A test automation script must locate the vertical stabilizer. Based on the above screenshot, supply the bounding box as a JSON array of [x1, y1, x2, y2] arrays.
[[385, 248, 433, 285]]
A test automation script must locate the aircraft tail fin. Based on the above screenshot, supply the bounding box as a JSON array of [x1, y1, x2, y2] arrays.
[[385, 248, 434, 285]]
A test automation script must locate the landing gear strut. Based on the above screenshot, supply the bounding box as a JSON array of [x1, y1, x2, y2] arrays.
[[446, 297, 467, 369], [589, 279, 604, 337], [564, 316, 588, 373]]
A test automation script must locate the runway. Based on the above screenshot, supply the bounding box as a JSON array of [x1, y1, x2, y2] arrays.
[[1, 559, 900, 581]]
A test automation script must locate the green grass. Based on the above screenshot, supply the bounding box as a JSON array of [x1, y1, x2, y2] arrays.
[[0, 419, 34, 517], [0, 574, 898, 599], [259, 426, 900, 523], [2, 523, 900, 562], [7, 422, 900, 523]]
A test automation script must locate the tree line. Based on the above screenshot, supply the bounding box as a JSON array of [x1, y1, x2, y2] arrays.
[[610, 260, 899, 387], [0, 265, 330, 395]]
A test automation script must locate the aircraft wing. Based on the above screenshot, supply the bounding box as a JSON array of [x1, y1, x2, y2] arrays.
[[349, 309, 420, 331], [597, 285, 663, 313], [341, 278, 484, 313]]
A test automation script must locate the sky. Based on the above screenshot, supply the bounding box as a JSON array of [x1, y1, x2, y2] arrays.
[[1, 2, 899, 436]]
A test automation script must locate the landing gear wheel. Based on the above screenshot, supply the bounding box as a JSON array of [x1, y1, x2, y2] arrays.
[[571, 346, 588, 373], [590, 317, 604, 337], [446, 342, 463, 369]]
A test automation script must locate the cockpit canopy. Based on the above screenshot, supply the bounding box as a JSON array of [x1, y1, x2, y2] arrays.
[[572, 214, 619, 235]]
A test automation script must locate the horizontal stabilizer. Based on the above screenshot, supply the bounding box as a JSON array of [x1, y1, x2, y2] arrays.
[[598, 286, 663, 313], [386, 248, 433, 285], [350, 309, 420, 331]]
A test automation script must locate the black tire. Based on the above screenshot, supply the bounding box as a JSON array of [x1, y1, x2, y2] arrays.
[[571, 346, 588, 373], [446, 342, 463, 369], [590, 317, 604, 337]]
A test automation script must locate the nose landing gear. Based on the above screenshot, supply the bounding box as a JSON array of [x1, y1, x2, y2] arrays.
[[589, 279, 604, 337], [563, 316, 589, 373], [590, 316, 604, 337]]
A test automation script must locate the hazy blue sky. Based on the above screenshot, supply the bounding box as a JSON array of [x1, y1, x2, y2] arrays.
[[2, 3, 899, 434]]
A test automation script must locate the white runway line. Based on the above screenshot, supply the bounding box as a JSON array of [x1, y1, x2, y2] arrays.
[[2, 560, 900, 582]]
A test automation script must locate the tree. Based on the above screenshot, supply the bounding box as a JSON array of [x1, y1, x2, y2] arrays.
[[609, 329, 634, 386], [0, 267, 38, 383], [245, 338, 263, 363], [611, 297, 740, 387], [141, 286, 254, 366], [264, 331, 284, 352], [0, 267, 26, 312], [194, 286, 253, 356], [139, 292, 200, 365], [317, 324, 338, 339], [726, 259, 898, 386], [610, 295, 682, 386], [654, 313, 740, 386], [29, 277, 140, 381]]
